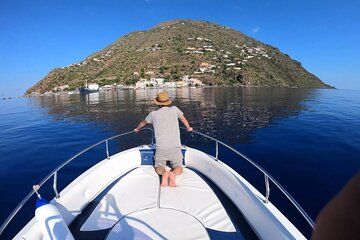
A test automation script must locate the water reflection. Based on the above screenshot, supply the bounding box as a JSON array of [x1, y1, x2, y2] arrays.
[[28, 87, 316, 143]]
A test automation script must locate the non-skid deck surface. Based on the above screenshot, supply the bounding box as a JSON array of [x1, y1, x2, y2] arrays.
[[73, 166, 238, 239]]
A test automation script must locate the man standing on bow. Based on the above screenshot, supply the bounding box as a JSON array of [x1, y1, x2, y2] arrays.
[[134, 91, 193, 187]]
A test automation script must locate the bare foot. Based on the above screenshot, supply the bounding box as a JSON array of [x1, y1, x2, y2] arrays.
[[161, 171, 169, 187], [169, 171, 176, 187]]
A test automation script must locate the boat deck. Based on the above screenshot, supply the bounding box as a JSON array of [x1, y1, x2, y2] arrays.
[[68, 166, 257, 239], [11, 144, 308, 240]]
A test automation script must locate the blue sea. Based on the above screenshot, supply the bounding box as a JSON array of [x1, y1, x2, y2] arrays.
[[0, 87, 359, 238]]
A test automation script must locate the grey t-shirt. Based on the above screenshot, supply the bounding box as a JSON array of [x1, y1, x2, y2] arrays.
[[145, 106, 183, 149]]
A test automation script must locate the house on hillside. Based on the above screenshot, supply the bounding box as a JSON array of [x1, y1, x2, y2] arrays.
[[199, 62, 215, 74], [199, 62, 210, 73], [145, 71, 155, 76]]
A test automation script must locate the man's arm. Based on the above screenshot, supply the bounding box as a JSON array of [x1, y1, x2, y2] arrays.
[[179, 115, 193, 132], [134, 119, 148, 133]]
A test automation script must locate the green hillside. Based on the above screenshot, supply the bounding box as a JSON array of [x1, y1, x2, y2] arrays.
[[26, 20, 331, 94]]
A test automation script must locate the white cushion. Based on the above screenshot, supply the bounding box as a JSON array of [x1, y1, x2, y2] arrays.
[[106, 208, 209, 240], [160, 168, 236, 232], [81, 166, 159, 231]]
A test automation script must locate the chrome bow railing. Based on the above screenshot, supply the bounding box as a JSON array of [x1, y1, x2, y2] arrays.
[[181, 127, 315, 229], [0, 128, 154, 236]]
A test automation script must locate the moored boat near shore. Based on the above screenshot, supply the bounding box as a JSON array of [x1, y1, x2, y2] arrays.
[[79, 83, 100, 94]]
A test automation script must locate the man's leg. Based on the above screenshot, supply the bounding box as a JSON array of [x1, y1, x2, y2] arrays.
[[169, 166, 183, 187], [155, 166, 169, 187]]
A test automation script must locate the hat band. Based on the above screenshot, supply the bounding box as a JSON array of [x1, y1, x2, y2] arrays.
[[156, 97, 169, 103]]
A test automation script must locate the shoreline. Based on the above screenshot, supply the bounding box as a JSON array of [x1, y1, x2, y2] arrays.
[[24, 84, 335, 98]]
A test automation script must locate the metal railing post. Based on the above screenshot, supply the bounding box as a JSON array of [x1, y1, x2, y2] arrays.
[[215, 141, 219, 160], [264, 174, 270, 203], [53, 171, 60, 199], [106, 140, 110, 159], [151, 129, 155, 145]]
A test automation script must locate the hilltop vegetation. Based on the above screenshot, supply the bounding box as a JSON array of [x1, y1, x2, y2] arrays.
[[26, 20, 331, 94]]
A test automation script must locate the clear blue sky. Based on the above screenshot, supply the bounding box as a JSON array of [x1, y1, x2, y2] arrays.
[[1, 0, 359, 96]]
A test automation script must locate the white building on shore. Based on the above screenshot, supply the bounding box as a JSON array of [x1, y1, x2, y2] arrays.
[[181, 75, 204, 86], [135, 76, 203, 89], [164, 82, 176, 88], [135, 78, 165, 89], [88, 83, 100, 91]]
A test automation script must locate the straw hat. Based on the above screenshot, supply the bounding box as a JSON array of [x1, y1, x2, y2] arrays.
[[154, 92, 172, 106]]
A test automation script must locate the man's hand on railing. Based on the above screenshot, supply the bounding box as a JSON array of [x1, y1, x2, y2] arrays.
[[187, 127, 193, 132], [134, 120, 148, 134]]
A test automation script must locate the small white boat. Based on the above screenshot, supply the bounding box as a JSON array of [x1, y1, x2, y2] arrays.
[[0, 128, 314, 239], [79, 82, 100, 94]]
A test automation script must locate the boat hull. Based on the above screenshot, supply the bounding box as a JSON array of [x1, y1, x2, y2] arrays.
[[13, 145, 306, 240]]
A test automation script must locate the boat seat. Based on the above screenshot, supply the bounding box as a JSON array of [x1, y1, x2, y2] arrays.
[[106, 208, 210, 240], [160, 168, 236, 232], [79, 166, 236, 237], [80, 166, 159, 231]]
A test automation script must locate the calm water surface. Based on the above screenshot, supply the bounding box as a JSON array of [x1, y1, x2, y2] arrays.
[[0, 87, 359, 238]]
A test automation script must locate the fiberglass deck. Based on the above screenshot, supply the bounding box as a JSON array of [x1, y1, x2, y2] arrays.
[[68, 166, 247, 240]]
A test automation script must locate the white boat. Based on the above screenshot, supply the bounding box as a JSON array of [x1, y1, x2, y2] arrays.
[[0, 128, 314, 239], [79, 82, 100, 94]]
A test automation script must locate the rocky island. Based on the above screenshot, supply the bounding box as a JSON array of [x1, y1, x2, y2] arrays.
[[26, 20, 331, 94]]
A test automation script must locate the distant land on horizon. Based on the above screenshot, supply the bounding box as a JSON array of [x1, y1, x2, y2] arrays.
[[26, 20, 332, 94]]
